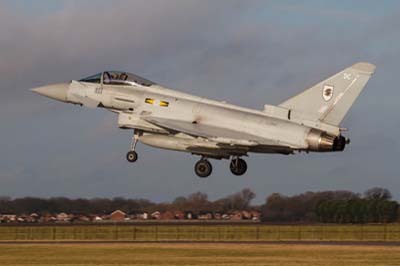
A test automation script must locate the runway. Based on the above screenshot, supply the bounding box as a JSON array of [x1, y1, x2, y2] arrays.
[[0, 240, 400, 246], [1, 242, 399, 266]]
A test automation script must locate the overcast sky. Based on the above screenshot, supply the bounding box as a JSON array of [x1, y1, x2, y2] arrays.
[[1, 0, 399, 203]]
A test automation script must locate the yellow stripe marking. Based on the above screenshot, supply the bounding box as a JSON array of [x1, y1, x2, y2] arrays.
[[145, 98, 169, 107]]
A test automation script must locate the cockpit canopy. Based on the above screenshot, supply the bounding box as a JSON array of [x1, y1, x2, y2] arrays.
[[79, 71, 156, 87]]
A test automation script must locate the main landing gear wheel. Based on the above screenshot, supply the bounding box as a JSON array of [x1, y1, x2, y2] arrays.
[[230, 158, 247, 176], [126, 151, 138, 163], [194, 159, 213, 178]]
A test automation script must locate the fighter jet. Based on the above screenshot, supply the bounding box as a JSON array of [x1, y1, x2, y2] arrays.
[[31, 62, 375, 177]]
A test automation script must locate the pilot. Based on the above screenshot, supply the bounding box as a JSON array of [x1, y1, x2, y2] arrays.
[[103, 72, 111, 84], [120, 73, 128, 81]]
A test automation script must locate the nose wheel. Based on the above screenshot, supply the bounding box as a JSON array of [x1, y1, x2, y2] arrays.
[[194, 159, 213, 178], [126, 130, 140, 163], [126, 151, 138, 162], [230, 157, 247, 176]]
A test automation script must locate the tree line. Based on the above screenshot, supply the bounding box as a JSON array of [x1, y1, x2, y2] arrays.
[[1, 187, 398, 223], [0, 188, 256, 215], [316, 198, 398, 223], [261, 187, 398, 223]]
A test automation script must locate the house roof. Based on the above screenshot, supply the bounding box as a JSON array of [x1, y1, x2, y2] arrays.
[[110, 210, 126, 216]]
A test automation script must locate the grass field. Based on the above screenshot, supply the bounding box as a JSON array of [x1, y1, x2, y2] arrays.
[[1, 224, 400, 242], [0, 243, 399, 266]]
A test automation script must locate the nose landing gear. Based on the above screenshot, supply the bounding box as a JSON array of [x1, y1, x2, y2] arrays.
[[126, 130, 140, 163], [230, 157, 247, 176], [126, 151, 138, 163]]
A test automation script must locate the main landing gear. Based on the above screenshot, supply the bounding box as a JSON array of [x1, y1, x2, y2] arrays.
[[230, 157, 247, 176], [194, 156, 248, 178], [126, 131, 140, 163], [194, 158, 213, 178]]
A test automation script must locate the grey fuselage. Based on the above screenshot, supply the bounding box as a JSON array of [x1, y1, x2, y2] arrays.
[[67, 80, 328, 158]]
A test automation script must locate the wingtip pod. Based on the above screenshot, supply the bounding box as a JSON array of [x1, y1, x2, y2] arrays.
[[351, 62, 376, 75]]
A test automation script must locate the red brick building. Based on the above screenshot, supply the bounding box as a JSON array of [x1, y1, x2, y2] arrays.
[[109, 210, 126, 221]]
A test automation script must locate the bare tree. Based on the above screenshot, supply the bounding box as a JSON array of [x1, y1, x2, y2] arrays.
[[186, 192, 210, 212], [364, 187, 392, 200], [240, 188, 256, 209]]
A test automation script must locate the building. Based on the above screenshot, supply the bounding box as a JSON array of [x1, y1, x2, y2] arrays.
[[109, 210, 126, 221], [151, 211, 161, 220], [27, 213, 39, 223], [160, 211, 175, 220], [174, 211, 185, 220], [93, 216, 103, 222], [56, 212, 70, 222], [77, 215, 90, 222], [250, 211, 261, 221], [214, 213, 222, 220], [1, 214, 17, 223], [185, 212, 193, 220], [230, 211, 243, 220], [137, 212, 149, 220], [198, 213, 213, 220], [39, 214, 56, 223], [242, 211, 252, 220]]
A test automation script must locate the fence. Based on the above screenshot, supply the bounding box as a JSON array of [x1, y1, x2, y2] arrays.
[[0, 224, 400, 242]]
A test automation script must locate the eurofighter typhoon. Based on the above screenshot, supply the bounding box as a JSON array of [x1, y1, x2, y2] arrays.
[[32, 62, 375, 177]]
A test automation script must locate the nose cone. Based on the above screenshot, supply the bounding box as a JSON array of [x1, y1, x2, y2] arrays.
[[31, 83, 69, 102]]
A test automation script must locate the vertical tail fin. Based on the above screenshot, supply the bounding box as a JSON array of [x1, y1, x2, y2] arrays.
[[279, 62, 376, 126]]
